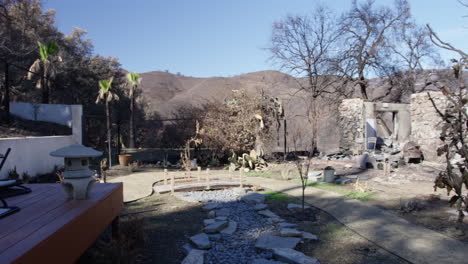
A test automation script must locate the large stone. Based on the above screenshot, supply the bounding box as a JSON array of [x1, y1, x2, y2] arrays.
[[272, 248, 320, 264], [258, 210, 279, 218], [215, 208, 231, 217], [255, 235, 301, 250], [181, 249, 205, 264], [279, 228, 302, 237], [232, 187, 248, 195], [266, 217, 285, 224], [183, 243, 195, 254], [252, 259, 287, 264], [242, 192, 266, 204], [203, 219, 216, 226], [220, 221, 238, 235], [254, 203, 268, 211], [278, 222, 297, 228], [204, 221, 228, 234], [190, 233, 211, 249], [301, 232, 318, 240], [202, 203, 219, 211], [207, 210, 216, 218], [287, 203, 310, 211]]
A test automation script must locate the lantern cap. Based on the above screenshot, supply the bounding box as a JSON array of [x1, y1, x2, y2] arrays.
[[50, 144, 102, 158]]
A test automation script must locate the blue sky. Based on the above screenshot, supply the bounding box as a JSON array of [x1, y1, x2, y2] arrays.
[[42, 0, 467, 77]]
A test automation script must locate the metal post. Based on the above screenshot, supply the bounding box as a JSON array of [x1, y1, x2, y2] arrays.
[[164, 169, 168, 185], [197, 166, 201, 182], [170, 173, 175, 194], [239, 168, 243, 188], [206, 168, 210, 189]]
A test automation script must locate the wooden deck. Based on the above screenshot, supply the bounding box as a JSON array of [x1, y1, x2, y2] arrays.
[[0, 182, 123, 264]]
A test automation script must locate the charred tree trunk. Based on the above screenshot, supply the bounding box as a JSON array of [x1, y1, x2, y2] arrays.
[[41, 62, 49, 104], [129, 94, 135, 148], [106, 99, 112, 169], [359, 75, 368, 100], [3, 62, 10, 123]]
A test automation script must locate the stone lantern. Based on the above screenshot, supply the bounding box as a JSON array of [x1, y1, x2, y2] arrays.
[[50, 144, 102, 200]]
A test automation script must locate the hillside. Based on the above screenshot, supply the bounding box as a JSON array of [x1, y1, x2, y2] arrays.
[[137, 70, 443, 152]]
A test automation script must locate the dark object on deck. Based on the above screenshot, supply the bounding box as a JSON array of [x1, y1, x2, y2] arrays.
[[0, 148, 32, 218], [0, 147, 11, 171], [403, 141, 423, 163], [0, 179, 28, 218]]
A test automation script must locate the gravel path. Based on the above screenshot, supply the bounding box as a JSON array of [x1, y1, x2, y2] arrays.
[[175, 190, 276, 264]]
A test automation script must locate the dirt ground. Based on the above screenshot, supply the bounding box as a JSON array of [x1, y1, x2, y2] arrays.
[[260, 160, 468, 243], [80, 190, 413, 264]]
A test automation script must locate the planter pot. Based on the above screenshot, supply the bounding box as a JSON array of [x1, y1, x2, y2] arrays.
[[118, 154, 132, 167]]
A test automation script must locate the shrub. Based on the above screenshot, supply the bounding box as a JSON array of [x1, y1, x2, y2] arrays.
[[128, 161, 139, 173], [8, 167, 19, 180], [21, 172, 31, 184]]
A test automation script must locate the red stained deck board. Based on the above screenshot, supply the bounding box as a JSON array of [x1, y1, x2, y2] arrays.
[[0, 182, 123, 264]]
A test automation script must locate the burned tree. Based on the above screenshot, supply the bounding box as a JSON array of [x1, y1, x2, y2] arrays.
[[269, 5, 340, 152], [427, 24, 468, 223], [336, 0, 410, 99]]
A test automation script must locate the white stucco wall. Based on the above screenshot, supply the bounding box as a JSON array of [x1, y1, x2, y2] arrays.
[[0, 135, 78, 179], [1, 102, 84, 179]]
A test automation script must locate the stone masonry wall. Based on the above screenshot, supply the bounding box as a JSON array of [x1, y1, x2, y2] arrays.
[[410, 91, 447, 163], [338, 98, 365, 152]]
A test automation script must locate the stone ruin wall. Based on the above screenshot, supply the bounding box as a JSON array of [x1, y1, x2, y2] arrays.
[[338, 98, 364, 153], [338, 92, 448, 164], [410, 91, 447, 163]]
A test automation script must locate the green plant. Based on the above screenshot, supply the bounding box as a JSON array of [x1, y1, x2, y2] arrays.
[[321, 223, 347, 240], [261, 191, 296, 204], [126, 72, 141, 149], [27, 40, 62, 103], [128, 161, 139, 173], [346, 191, 375, 201], [8, 167, 19, 180], [79, 216, 145, 264], [21, 171, 31, 184]]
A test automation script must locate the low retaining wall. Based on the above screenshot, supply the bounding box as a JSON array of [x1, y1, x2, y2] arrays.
[[0, 135, 78, 179]]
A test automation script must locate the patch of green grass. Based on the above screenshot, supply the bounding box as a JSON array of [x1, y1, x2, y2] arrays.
[[320, 223, 348, 240], [345, 191, 375, 201], [261, 191, 296, 204], [306, 182, 375, 202]]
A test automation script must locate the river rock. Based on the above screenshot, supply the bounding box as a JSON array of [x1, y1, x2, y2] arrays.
[[255, 235, 301, 250], [203, 219, 216, 226], [279, 228, 302, 237], [202, 203, 219, 211], [254, 203, 268, 211], [190, 233, 211, 249], [204, 221, 228, 234], [278, 223, 297, 228], [181, 249, 206, 264], [242, 192, 266, 204], [258, 210, 279, 218], [252, 258, 287, 264], [207, 210, 216, 218], [220, 221, 238, 235], [301, 232, 318, 240], [272, 248, 320, 264]]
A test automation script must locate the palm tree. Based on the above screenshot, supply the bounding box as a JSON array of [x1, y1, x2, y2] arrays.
[[96, 77, 119, 172], [27, 41, 62, 104], [126, 72, 141, 149]]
